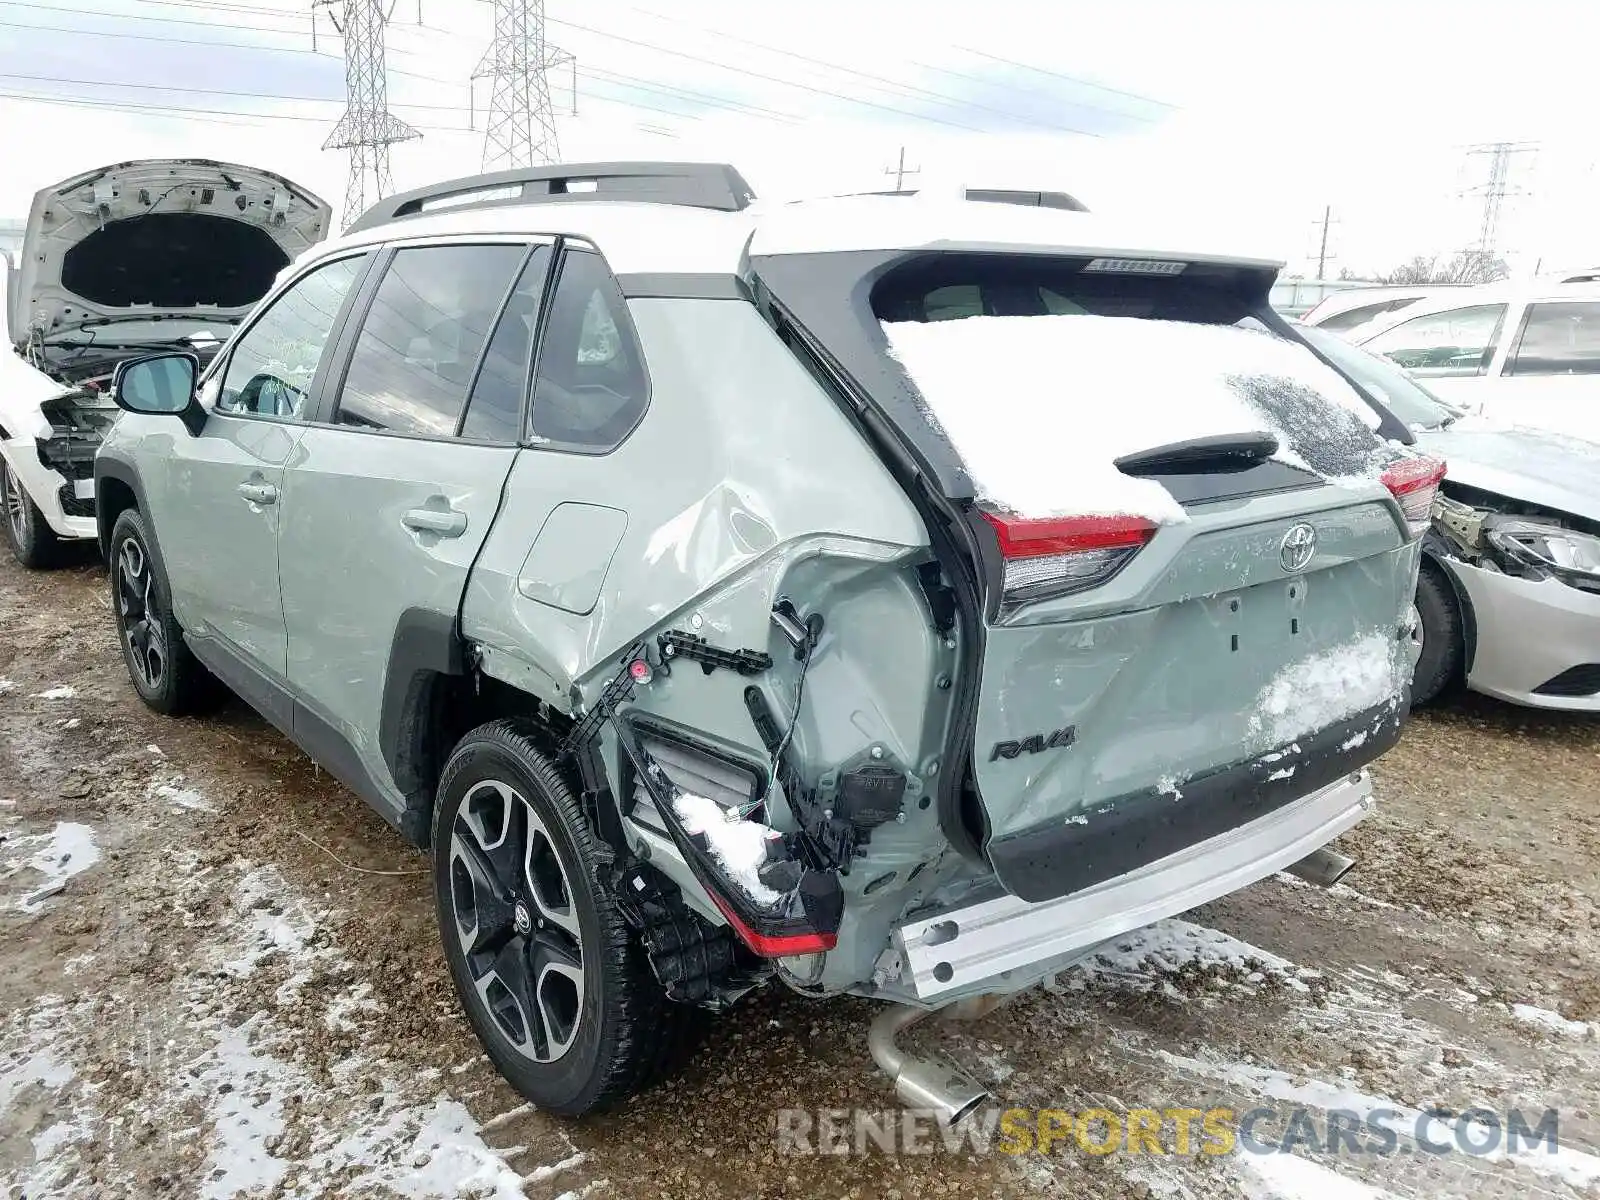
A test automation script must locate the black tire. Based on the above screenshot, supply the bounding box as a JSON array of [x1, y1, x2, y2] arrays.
[[1, 456, 65, 569], [432, 719, 695, 1115], [108, 508, 221, 715], [1411, 564, 1463, 707]]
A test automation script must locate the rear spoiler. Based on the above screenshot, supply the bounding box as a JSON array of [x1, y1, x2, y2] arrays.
[[346, 162, 757, 235]]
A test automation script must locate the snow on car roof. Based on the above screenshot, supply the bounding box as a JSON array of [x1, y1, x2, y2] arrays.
[[305, 192, 1284, 278]]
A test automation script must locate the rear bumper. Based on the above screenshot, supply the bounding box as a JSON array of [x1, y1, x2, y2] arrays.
[[1445, 558, 1600, 711], [892, 768, 1374, 1002], [986, 697, 1405, 903]]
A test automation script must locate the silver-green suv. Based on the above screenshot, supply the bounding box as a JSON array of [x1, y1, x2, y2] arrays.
[[96, 163, 1439, 1121]]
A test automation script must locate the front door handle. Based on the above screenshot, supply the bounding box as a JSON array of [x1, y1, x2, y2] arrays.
[[237, 481, 278, 505], [403, 507, 468, 537]]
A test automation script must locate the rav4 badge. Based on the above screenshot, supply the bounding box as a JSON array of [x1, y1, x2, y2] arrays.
[[990, 726, 1077, 762]]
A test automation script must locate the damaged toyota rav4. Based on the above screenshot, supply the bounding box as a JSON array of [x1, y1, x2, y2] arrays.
[[94, 163, 1439, 1119], [0, 159, 329, 566]]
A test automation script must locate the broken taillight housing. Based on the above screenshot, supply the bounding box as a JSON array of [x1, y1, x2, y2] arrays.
[[1380, 456, 1447, 539], [980, 510, 1157, 607]]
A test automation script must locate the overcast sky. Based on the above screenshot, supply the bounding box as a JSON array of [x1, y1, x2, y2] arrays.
[[1, 0, 1596, 278]]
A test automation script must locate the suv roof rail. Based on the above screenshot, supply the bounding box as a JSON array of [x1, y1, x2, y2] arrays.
[[858, 187, 1089, 212], [346, 161, 757, 234]]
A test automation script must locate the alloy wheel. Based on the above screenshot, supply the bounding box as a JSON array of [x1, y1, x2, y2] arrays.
[[448, 779, 585, 1063], [2, 462, 25, 547], [115, 536, 167, 692]]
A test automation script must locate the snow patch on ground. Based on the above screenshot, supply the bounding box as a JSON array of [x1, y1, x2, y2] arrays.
[[882, 313, 1389, 525], [674, 791, 784, 905], [33, 685, 77, 700], [0, 821, 101, 913], [1082, 918, 1313, 998], [1161, 1050, 1600, 1191], [1511, 1003, 1596, 1039], [0, 678, 15, 694], [1248, 631, 1400, 747], [150, 778, 216, 812], [1236, 1149, 1403, 1199]]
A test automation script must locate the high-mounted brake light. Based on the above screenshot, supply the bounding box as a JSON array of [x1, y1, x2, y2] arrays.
[[1380, 455, 1447, 539], [1083, 257, 1188, 276], [980, 511, 1157, 607]]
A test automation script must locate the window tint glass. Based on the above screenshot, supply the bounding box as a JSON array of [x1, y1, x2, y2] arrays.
[[218, 256, 363, 418], [1508, 302, 1600, 376], [336, 243, 525, 436], [1316, 298, 1417, 333], [1362, 303, 1506, 376], [529, 249, 649, 450], [460, 245, 553, 441]]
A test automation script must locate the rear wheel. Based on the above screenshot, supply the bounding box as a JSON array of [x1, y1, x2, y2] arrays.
[[1, 457, 64, 569], [432, 720, 692, 1115], [1411, 564, 1463, 707], [109, 508, 220, 715]]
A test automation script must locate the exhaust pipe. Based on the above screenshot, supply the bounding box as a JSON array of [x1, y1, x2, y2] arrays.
[[867, 1004, 991, 1127], [1285, 847, 1355, 888]]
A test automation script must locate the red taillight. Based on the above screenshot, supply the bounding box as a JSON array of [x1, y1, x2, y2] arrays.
[[980, 511, 1157, 605], [706, 890, 837, 958], [1381, 455, 1447, 538]]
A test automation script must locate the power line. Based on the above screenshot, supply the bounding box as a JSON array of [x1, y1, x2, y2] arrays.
[[955, 47, 1176, 110], [0, 14, 747, 123], [536, 11, 988, 132], [0, 86, 465, 130], [624, 5, 1103, 137]]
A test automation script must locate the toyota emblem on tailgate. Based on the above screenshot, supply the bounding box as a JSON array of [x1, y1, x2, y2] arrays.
[[1280, 522, 1318, 572]]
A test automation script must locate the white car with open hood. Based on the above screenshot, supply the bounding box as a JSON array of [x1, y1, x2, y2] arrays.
[[1, 159, 330, 566]]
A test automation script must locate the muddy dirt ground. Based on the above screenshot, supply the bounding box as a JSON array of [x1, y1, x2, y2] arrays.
[[2, 549, 1598, 1200]]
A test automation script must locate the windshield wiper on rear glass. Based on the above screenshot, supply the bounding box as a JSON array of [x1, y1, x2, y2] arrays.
[[1114, 432, 1281, 476]]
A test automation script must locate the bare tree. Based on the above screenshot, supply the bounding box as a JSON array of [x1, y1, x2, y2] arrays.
[[1376, 251, 1510, 287]]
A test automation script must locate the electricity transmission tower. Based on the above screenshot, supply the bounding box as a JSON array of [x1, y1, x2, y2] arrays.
[[317, 0, 419, 228], [473, 0, 572, 172], [1462, 141, 1538, 259]]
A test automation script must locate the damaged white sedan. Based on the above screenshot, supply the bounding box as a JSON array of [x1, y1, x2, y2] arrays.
[[1303, 325, 1600, 710], [1, 159, 329, 566]]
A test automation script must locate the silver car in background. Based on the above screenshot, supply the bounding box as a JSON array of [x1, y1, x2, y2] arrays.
[[1303, 325, 1600, 710]]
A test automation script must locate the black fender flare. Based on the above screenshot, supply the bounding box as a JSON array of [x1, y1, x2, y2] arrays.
[[380, 607, 468, 845], [95, 455, 168, 577]]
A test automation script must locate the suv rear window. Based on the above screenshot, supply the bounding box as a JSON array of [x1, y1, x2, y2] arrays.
[[873, 255, 1395, 523]]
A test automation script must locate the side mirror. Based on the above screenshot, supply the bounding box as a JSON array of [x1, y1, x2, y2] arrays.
[[111, 352, 205, 436]]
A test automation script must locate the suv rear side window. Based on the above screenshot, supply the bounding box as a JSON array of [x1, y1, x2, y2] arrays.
[[1362, 303, 1506, 377], [1507, 301, 1600, 376], [335, 243, 526, 437], [528, 248, 649, 451], [218, 255, 364, 419], [460, 244, 554, 442]]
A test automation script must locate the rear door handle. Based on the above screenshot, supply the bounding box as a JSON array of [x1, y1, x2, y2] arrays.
[[403, 507, 468, 537], [237, 481, 278, 505]]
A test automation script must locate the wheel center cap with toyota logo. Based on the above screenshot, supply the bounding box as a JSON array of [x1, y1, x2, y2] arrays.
[[1280, 523, 1318, 572], [514, 902, 533, 936]]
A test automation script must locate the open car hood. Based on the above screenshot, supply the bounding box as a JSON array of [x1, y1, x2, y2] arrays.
[[1413, 425, 1600, 524], [7, 159, 330, 367]]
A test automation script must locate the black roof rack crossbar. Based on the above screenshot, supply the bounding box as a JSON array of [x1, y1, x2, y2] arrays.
[[346, 161, 756, 234]]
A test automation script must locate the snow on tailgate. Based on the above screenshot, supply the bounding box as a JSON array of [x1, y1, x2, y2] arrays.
[[882, 313, 1390, 524]]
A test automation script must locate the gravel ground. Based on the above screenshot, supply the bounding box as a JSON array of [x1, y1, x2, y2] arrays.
[[2, 549, 1598, 1200]]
